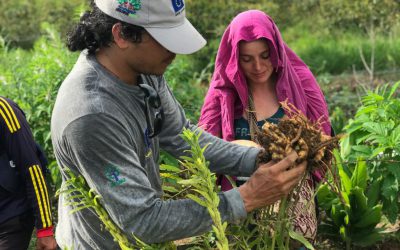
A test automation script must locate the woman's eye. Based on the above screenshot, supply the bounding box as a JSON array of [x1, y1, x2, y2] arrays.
[[241, 57, 251, 63], [262, 53, 270, 59]]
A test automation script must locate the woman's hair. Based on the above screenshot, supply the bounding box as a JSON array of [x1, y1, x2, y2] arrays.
[[66, 3, 145, 54]]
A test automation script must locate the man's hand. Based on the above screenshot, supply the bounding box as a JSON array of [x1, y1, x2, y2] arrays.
[[36, 236, 57, 250], [238, 151, 306, 212]]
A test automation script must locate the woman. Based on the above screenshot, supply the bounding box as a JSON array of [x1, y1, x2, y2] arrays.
[[198, 10, 331, 241]]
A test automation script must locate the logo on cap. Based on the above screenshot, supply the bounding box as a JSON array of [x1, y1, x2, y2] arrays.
[[171, 0, 185, 16], [116, 0, 141, 17]]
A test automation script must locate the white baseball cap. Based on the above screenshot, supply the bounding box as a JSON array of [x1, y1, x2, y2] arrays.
[[94, 0, 206, 54]]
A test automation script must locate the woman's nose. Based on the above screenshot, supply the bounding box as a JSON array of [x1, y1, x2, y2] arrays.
[[254, 59, 262, 71]]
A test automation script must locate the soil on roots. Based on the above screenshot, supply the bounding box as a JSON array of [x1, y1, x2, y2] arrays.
[[256, 102, 340, 172]]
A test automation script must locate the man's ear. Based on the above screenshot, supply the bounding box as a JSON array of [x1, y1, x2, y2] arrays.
[[111, 23, 129, 49]]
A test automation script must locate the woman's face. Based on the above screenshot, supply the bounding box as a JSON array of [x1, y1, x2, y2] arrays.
[[238, 39, 274, 86]]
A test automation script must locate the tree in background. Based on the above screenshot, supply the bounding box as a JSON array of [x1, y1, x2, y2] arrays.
[[319, 0, 400, 84]]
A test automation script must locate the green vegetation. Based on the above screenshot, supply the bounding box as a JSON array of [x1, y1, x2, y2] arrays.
[[317, 151, 384, 249], [341, 82, 400, 223], [1, 0, 399, 249]]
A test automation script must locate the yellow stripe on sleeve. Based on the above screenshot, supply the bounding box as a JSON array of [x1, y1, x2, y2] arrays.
[[29, 166, 47, 228], [0, 97, 20, 131], [0, 108, 14, 133], [34, 165, 52, 226]]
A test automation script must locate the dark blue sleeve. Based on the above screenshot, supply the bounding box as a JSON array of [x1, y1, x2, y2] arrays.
[[0, 97, 53, 231]]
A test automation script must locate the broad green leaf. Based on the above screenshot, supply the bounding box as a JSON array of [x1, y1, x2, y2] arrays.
[[366, 178, 381, 206], [316, 184, 337, 210], [340, 135, 352, 158], [350, 187, 368, 215], [342, 192, 350, 205], [351, 159, 367, 189], [339, 165, 351, 194], [354, 204, 382, 228]]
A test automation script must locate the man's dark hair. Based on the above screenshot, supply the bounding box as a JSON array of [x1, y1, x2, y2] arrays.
[[66, 3, 145, 54]]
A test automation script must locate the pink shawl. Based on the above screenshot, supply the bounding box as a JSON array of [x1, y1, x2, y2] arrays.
[[198, 10, 331, 182]]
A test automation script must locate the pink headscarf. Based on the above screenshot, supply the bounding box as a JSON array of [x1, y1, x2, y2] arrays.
[[198, 10, 331, 182]]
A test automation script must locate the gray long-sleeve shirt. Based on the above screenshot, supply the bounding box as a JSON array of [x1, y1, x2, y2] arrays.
[[51, 51, 260, 249]]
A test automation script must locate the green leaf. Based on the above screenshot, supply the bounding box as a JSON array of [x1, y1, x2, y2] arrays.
[[357, 105, 378, 116], [350, 187, 368, 215], [162, 185, 179, 193], [388, 81, 400, 99], [385, 162, 400, 180], [288, 230, 315, 250], [331, 204, 346, 226], [342, 192, 350, 205], [351, 230, 383, 247], [159, 164, 181, 173], [351, 145, 372, 155], [339, 225, 347, 240], [339, 164, 352, 194], [381, 174, 398, 200], [178, 179, 200, 186], [193, 189, 213, 204], [344, 214, 350, 225], [316, 184, 338, 210], [160, 173, 182, 180], [371, 147, 387, 158], [363, 122, 391, 135], [186, 194, 207, 207], [351, 158, 367, 190], [366, 178, 381, 206], [340, 135, 352, 158], [383, 198, 399, 223], [389, 125, 400, 146], [353, 204, 382, 228], [345, 122, 365, 134]]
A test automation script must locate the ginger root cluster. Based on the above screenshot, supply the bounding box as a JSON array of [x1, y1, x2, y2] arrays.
[[257, 103, 339, 171]]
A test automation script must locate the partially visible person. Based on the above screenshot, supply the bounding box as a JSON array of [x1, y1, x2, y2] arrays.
[[51, 0, 307, 249], [0, 97, 57, 250], [199, 10, 332, 241]]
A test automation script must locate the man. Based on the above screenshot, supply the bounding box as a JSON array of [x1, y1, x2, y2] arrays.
[[0, 97, 57, 250], [51, 0, 306, 249]]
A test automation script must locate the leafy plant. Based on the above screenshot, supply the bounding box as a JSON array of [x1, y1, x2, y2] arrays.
[[57, 169, 175, 250], [171, 128, 229, 250], [341, 82, 400, 223], [317, 150, 385, 249]]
